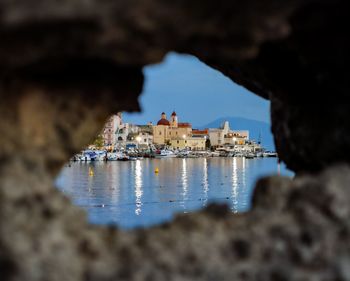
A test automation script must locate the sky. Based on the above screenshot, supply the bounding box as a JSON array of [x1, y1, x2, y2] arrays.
[[123, 52, 270, 127]]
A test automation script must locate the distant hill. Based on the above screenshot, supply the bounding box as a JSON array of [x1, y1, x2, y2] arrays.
[[198, 117, 275, 150]]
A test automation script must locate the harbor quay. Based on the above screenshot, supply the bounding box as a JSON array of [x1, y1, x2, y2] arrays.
[[73, 111, 277, 161]]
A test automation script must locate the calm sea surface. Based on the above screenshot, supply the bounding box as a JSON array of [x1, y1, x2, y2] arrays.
[[55, 158, 293, 229]]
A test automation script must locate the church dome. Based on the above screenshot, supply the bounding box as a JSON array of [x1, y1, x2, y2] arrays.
[[157, 119, 170, 126], [171, 111, 177, 116]]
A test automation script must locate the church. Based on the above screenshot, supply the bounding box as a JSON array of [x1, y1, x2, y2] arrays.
[[153, 112, 206, 150]]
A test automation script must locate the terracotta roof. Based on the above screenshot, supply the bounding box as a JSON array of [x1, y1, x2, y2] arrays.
[[178, 122, 192, 128], [193, 129, 209, 135], [157, 119, 170, 126]]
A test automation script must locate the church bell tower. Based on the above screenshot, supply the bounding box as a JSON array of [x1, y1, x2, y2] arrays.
[[170, 111, 178, 127]]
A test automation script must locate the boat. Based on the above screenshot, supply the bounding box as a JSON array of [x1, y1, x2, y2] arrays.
[[117, 154, 130, 161], [177, 150, 190, 158], [245, 153, 255, 159], [256, 152, 264, 157], [80, 150, 97, 161], [79, 150, 107, 161], [263, 151, 278, 157], [187, 153, 200, 158], [113, 151, 129, 161], [226, 151, 234, 157], [209, 152, 220, 157], [107, 152, 122, 161], [154, 149, 176, 158], [94, 150, 107, 161]]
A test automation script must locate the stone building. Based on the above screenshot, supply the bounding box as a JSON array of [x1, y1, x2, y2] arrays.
[[170, 136, 206, 150], [133, 125, 154, 149], [209, 121, 249, 148], [152, 112, 170, 144], [152, 111, 192, 145], [102, 113, 123, 147]]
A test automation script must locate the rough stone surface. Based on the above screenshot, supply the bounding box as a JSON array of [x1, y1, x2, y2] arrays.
[[3, 153, 350, 280], [0, 0, 349, 171], [0, 1, 350, 280]]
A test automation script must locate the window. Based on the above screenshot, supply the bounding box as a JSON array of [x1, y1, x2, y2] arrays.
[[185, 140, 187, 144], [159, 131, 161, 135], [177, 140, 179, 144], [144, 139, 147, 142]]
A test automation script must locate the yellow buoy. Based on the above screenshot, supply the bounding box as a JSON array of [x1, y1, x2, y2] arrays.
[[154, 167, 159, 174], [89, 167, 94, 176]]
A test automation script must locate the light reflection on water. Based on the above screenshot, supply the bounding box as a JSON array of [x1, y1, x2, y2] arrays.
[[202, 158, 209, 208], [134, 160, 143, 215], [55, 158, 293, 229], [231, 157, 239, 213], [181, 158, 188, 212]]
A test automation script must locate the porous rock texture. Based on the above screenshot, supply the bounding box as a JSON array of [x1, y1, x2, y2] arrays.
[[1, 0, 350, 280]]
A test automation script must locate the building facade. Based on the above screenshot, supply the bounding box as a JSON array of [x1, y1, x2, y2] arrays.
[[208, 121, 249, 148], [153, 112, 170, 144], [134, 125, 154, 149], [152, 111, 192, 145], [102, 113, 123, 147], [170, 137, 206, 151]]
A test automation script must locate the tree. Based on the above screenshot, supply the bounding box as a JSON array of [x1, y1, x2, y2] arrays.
[[93, 134, 104, 149], [205, 138, 211, 150]]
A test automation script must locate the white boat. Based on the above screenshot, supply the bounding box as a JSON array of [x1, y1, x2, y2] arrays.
[[154, 150, 176, 158], [107, 152, 121, 161], [117, 152, 130, 161], [263, 151, 278, 157], [226, 152, 234, 157], [177, 150, 190, 158], [187, 153, 200, 158], [95, 150, 107, 161], [79, 151, 94, 161], [245, 153, 255, 159], [79, 150, 106, 161]]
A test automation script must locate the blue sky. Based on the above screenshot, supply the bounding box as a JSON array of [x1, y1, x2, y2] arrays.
[[124, 52, 270, 127]]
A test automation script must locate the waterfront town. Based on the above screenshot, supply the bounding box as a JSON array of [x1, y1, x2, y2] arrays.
[[73, 111, 276, 161]]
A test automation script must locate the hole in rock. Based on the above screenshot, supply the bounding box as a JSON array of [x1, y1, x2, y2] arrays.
[[55, 52, 293, 229]]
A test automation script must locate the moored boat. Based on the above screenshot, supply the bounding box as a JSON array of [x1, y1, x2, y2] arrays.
[[263, 151, 278, 157], [154, 149, 176, 158], [245, 153, 255, 159]]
